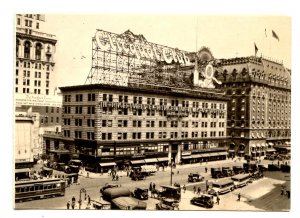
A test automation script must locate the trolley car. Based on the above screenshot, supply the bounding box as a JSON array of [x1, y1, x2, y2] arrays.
[[15, 178, 65, 202]]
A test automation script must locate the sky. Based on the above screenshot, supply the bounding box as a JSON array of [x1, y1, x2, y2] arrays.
[[42, 14, 291, 87]]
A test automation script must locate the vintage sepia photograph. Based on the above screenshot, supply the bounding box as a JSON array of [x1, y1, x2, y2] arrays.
[[6, 1, 298, 216]]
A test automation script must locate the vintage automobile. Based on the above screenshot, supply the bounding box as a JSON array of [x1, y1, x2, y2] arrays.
[[250, 171, 264, 181], [211, 167, 223, 179], [190, 194, 214, 208], [156, 198, 179, 210], [188, 173, 204, 183], [232, 166, 244, 175], [130, 171, 146, 181], [100, 183, 121, 194], [111, 196, 147, 210], [90, 199, 111, 210], [131, 188, 149, 200], [159, 185, 181, 202], [208, 180, 235, 195], [221, 167, 234, 177]]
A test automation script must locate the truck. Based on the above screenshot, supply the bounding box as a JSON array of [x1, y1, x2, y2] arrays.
[[101, 187, 147, 210]]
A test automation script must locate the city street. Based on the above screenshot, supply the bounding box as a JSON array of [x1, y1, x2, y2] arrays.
[[15, 159, 290, 211]]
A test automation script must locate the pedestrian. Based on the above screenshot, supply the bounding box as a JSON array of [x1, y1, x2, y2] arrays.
[[116, 174, 119, 181], [72, 196, 76, 203], [183, 184, 186, 193], [88, 195, 91, 204], [71, 201, 75, 209], [216, 196, 220, 205], [197, 187, 201, 195], [87, 172, 89, 178], [67, 201, 70, 209], [193, 186, 196, 194], [112, 174, 115, 181], [149, 182, 153, 192], [278, 160, 280, 166], [84, 193, 87, 201], [78, 199, 82, 209], [237, 193, 241, 201], [205, 167, 207, 173], [281, 186, 285, 195], [177, 170, 179, 174], [153, 183, 156, 190]]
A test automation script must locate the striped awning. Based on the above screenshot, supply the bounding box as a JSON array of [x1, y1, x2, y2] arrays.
[[181, 156, 193, 160], [144, 158, 159, 163], [157, 157, 169, 162], [15, 168, 31, 173], [130, 160, 145, 164], [218, 152, 228, 156], [99, 162, 116, 167]]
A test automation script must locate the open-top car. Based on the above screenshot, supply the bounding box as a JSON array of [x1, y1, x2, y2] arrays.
[[131, 188, 148, 200], [156, 198, 179, 210], [188, 173, 204, 183], [100, 183, 121, 194], [190, 194, 214, 208]]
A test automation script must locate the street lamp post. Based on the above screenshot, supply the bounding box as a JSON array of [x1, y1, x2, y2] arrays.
[[79, 188, 86, 209], [170, 158, 173, 186]]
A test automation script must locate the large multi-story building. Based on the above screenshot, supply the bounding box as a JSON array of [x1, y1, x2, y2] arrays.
[[214, 56, 291, 158], [43, 83, 229, 171], [14, 14, 62, 165], [15, 14, 57, 95]]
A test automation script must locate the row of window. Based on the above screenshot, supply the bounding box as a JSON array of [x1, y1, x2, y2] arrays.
[[64, 93, 226, 109], [15, 69, 50, 80], [65, 118, 226, 129], [15, 87, 49, 95], [41, 116, 59, 124], [67, 130, 225, 140], [16, 61, 49, 71]]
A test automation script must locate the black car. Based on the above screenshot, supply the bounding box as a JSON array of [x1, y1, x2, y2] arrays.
[[130, 171, 146, 181], [190, 194, 214, 208], [131, 188, 148, 200], [188, 173, 204, 182]]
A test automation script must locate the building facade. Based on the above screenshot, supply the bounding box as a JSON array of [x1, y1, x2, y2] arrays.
[[214, 56, 291, 158], [14, 14, 62, 167], [15, 14, 57, 95], [43, 83, 229, 171]]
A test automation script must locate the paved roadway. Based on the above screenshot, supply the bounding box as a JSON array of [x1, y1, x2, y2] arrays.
[[15, 158, 290, 211]]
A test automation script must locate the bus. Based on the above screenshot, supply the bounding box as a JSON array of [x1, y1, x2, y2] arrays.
[[208, 179, 235, 195], [15, 178, 65, 202], [231, 174, 251, 188]]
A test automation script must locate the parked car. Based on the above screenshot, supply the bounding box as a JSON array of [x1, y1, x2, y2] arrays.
[[159, 185, 181, 202], [211, 167, 223, 179], [90, 199, 111, 210], [208, 180, 235, 195], [188, 173, 204, 182], [232, 166, 244, 175], [156, 198, 179, 210], [190, 194, 214, 208], [131, 188, 148, 200], [130, 171, 146, 181], [221, 167, 234, 177]]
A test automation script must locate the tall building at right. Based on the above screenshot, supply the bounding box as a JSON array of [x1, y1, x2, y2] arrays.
[[215, 56, 291, 159]]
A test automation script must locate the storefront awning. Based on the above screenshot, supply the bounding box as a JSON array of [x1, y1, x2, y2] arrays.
[[99, 162, 116, 167], [238, 151, 245, 153], [144, 158, 159, 163], [209, 153, 220, 157], [200, 153, 210, 157], [15, 168, 31, 173], [157, 157, 169, 162], [192, 154, 203, 158], [266, 148, 276, 152], [218, 152, 228, 156], [181, 156, 193, 160], [228, 150, 235, 153], [130, 160, 146, 165]]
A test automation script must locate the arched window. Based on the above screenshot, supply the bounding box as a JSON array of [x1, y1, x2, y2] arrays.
[[35, 43, 42, 60], [24, 41, 31, 59]]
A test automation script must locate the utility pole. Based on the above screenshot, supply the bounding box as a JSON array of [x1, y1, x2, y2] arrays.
[[170, 158, 173, 186]]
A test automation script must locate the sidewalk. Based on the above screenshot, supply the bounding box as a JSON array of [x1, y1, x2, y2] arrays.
[[79, 158, 245, 179]]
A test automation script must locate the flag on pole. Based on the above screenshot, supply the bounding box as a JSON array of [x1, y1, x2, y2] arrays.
[[265, 28, 267, 37], [254, 43, 258, 56], [272, 30, 280, 41]]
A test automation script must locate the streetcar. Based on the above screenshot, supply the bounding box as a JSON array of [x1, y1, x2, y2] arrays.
[[15, 178, 65, 202]]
